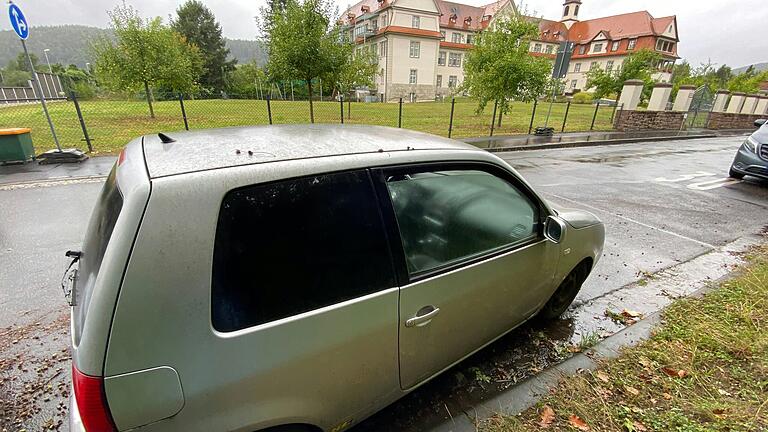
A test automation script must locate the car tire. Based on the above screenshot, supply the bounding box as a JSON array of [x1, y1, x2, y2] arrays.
[[537, 262, 590, 321], [729, 166, 745, 179]]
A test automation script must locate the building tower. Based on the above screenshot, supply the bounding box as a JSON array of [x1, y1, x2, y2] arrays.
[[561, 0, 581, 29]]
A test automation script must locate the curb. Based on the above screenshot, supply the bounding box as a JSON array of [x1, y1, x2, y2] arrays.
[[479, 133, 718, 153]]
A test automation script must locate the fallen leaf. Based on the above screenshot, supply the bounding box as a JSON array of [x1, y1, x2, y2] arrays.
[[662, 392, 673, 400], [625, 386, 640, 396], [661, 367, 689, 378], [568, 414, 591, 431], [712, 408, 727, 415], [717, 389, 732, 396], [633, 420, 648, 431], [539, 405, 555, 428], [596, 371, 610, 383], [622, 309, 642, 318]]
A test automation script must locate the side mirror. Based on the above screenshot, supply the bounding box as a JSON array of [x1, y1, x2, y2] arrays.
[[544, 216, 567, 244], [755, 119, 767, 128]]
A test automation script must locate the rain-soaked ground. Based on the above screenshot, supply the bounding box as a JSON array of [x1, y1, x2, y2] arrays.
[[1, 135, 768, 431]]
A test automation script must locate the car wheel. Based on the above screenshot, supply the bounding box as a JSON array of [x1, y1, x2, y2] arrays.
[[729, 166, 745, 179], [537, 262, 590, 320]]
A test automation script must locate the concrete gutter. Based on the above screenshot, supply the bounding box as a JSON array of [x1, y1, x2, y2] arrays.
[[426, 234, 765, 432]]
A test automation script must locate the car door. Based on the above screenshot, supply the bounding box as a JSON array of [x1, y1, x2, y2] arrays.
[[374, 162, 560, 389]]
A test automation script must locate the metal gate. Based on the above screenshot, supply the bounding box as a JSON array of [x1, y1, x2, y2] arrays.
[[686, 86, 714, 129]]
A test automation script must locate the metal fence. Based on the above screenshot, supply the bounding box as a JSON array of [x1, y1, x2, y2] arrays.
[[0, 92, 619, 154]]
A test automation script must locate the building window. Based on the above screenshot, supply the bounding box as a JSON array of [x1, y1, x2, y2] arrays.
[[440, 30, 446, 40], [575, 4, 579, 15], [436, 75, 442, 88], [448, 52, 462, 67], [412, 15, 420, 28], [467, 34, 474, 44], [379, 41, 387, 57], [533, 43, 542, 53], [590, 61, 598, 70], [448, 75, 458, 88], [409, 41, 420, 58], [656, 39, 675, 52], [578, 45, 586, 55], [451, 32, 463, 43], [611, 41, 620, 51], [606, 60, 614, 72], [628, 38, 637, 50], [592, 43, 602, 52], [571, 80, 578, 89], [564, 5, 569, 16], [574, 63, 581, 72], [409, 69, 417, 85], [438, 51, 446, 66], [545, 45, 554, 54]]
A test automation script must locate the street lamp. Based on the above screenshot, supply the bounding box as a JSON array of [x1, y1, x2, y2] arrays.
[[43, 48, 52, 73]]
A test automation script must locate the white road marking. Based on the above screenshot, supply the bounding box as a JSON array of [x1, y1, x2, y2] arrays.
[[687, 177, 742, 191], [654, 171, 715, 182], [546, 192, 718, 250]]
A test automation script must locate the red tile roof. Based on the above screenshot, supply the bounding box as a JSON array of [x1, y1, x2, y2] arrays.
[[567, 11, 675, 43], [435, 0, 486, 31], [440, 41, 473, 50]]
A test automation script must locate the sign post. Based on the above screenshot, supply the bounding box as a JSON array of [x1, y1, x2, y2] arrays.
[[543, 41, 575, 129], [8, 2, 85, 162]]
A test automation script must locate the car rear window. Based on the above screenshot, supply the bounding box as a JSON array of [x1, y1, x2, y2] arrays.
[[74, 165, 123, 341], [211, 170, 395, 332]]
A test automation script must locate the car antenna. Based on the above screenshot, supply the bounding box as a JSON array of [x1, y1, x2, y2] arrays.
[[158, 133, 176, 143]]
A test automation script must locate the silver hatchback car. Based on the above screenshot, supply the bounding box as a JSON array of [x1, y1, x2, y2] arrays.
[[68, 125, 604, 432]]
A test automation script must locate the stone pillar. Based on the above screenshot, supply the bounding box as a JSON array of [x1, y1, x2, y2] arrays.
[[755, 96, 768, 116], [647, 83, 673, 111], [712, 90, 730, 113], [672, 85, 696, 112], [617, 80, 644, 111], [726, 92, 746, 113], [741, 94, 759, 114]]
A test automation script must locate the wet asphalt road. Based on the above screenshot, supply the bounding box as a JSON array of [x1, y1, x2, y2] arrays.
[[1, 135, 767, 431]]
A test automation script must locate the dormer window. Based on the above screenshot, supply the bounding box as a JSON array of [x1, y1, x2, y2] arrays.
[[361, 5, 369, 13], [482, 15, 491, 22], [449, 14, 457, 24], [464, 17, 472, 26]]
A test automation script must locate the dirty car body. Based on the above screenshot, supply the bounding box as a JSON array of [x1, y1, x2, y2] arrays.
[[730, 119, 768, 180], [67, 125, 605, 432]]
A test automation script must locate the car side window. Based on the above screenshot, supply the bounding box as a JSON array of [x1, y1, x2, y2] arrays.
[[385, 168, 539, 276], [211, 170, 394, 332]]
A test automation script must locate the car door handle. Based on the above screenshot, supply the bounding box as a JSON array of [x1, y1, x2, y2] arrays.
[[405, 306, 441, 328]]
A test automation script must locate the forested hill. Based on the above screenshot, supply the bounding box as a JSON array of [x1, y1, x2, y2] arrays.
[[0, 25, 266, 68]]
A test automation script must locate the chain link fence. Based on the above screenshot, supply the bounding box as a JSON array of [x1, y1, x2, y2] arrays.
[[0, 91, 620, 155]]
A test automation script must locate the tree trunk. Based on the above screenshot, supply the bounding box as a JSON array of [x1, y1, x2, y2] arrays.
[[497, 101, 503, 127], [144, 80, 155, 119], [307, 79, 315, 124]]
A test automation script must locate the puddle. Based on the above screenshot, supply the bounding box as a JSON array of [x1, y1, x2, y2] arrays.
[[353, 235, 762, 431]]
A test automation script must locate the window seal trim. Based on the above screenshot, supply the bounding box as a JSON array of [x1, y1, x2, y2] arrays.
[[371, 160, 550, 285]]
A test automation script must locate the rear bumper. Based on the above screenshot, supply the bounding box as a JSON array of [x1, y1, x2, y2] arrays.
[[731, 146, 768, 180], [69, 388, 86, 432]]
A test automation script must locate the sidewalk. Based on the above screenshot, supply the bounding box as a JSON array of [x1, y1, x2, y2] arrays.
[[463, 129, 750, 152]]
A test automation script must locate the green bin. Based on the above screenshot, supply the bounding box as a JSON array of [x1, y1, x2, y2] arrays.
[[0, 128, 35, 164]]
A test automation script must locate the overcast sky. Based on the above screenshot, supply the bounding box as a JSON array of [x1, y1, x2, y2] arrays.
[[4, 0, 767, 69]]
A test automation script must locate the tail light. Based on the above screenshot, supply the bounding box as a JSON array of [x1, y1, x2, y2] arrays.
[[117, 149, 127, 166], [72, 364, 117, 431]]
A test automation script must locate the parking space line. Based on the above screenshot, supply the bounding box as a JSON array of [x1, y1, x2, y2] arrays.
[[545, 192, 718, 250], [686, 177, 742, 191]]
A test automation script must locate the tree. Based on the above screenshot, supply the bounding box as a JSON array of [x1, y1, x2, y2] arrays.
[[92, 4, 203, 117], [0, 69, 32, 86], [172, 1, 236, 94], [586, 49, 662, 100], [263, 0, 343, 122], [460, 14, 551, 115], [326, 45, 377, 98], [7, 52, 40, 72]]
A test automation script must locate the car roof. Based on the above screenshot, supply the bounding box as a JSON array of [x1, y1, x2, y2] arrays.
[[140, 124, 479, 179]]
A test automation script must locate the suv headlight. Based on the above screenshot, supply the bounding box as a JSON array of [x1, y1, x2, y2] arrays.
[[744, 136, 758, 153]]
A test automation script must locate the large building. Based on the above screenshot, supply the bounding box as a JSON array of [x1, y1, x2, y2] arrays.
[[340, 0, 679, 101]]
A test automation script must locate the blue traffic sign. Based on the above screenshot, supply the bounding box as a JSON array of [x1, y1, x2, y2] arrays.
[[8, 3, 29, 40]]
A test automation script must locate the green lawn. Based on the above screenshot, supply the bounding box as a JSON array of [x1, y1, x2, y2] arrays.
[[0, 98, 617, 155]]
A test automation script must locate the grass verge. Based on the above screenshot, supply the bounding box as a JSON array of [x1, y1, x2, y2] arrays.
[[481, 244, 768, 432]]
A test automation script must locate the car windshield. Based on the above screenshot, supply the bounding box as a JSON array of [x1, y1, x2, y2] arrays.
[[73, 165, 123, 344]]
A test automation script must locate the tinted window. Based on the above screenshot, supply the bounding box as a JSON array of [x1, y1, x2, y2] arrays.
[[385, 169, 539, 275], [212, 170, 394, 332], [75, 165, 123, 339]]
